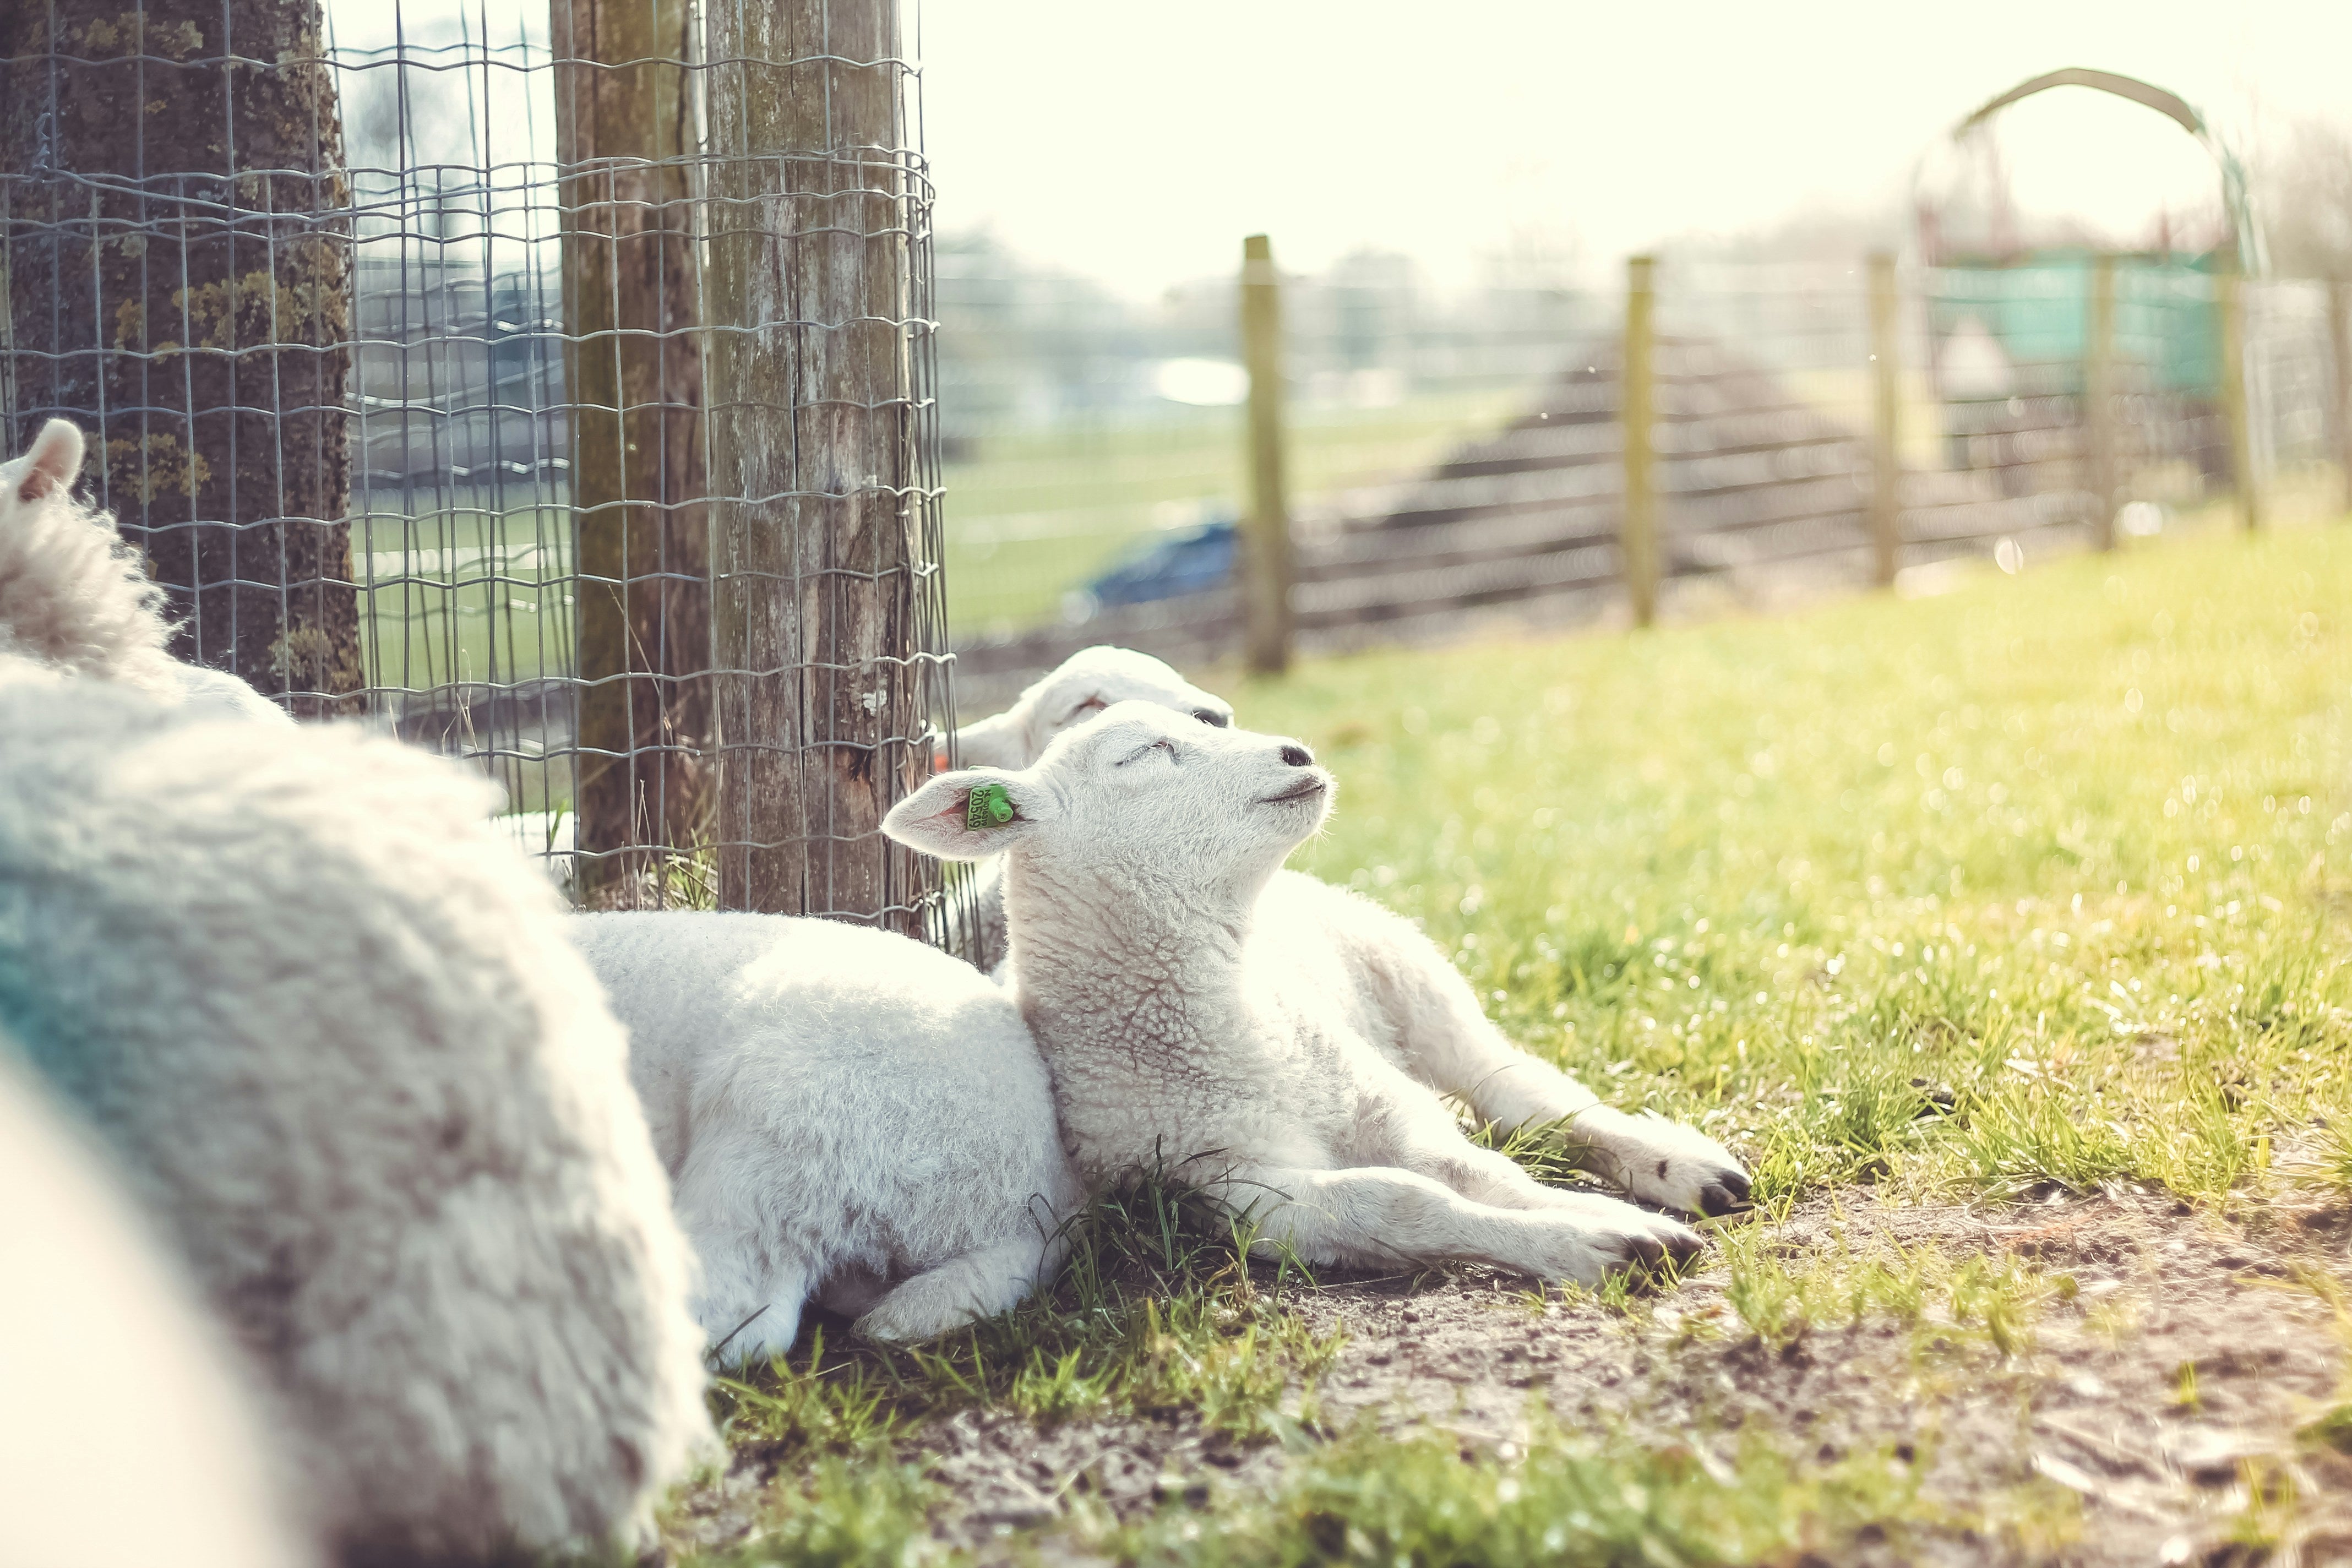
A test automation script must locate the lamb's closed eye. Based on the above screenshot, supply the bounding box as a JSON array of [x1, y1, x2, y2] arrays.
[[1114, 739, 1176, 767]]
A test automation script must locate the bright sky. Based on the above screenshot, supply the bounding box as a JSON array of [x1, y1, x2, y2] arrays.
[[917, 0, 2352, 295]]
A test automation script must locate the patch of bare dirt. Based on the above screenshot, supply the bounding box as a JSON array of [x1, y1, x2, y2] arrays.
[[680, 1191, 2352, 1564]]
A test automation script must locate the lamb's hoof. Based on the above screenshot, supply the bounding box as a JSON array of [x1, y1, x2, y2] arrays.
[[1614, 1115, 1753, 1219], [1695, 1167, 1753, 1217], [1620, 1217, 1705, 1275]]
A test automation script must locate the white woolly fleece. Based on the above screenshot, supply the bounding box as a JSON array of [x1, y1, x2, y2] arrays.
[[0, 418, 288, 723], [0, 1045, 314, 1568], [0, 419, 175, 685], [0, 665, 710, 1562], [574, 912, 1081, 1358]]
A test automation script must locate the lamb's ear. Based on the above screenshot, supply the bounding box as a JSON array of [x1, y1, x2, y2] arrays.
[[14, 419, 85, 505], [883, 768, 1052, 860], [952, 710, 1029, 769]]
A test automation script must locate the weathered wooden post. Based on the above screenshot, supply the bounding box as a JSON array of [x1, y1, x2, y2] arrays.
[[1621, 254, 1659, 627], [2218, 264, 2260, 531], [705, 0, 933, 928], [2083, 252, 2119, 549], [1, 0, 359, 715], [1866, 250, 1903, 585], [1240, 234, 1292, 675], [2330, 279, 2351, 518], [552, 0, 710, 907]]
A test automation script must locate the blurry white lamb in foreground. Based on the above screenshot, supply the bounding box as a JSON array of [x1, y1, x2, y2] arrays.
[[575, 912, 1080, 1361], [0, 425, 286, 724], [888, 705, 1724, 1280], [0, 1045, 314, 1568], [949, 645, 1233, 971], [886, 704, 1742, 1285], [0, 419, 709, 1562], [951, 649, 1751, 1217]]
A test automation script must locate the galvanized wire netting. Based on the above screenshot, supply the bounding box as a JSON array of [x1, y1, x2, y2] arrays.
[[1, 0, 961, 933], [946, 249, 2346, 709]]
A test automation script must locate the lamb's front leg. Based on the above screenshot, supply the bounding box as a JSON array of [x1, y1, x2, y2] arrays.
[[1201, 1162, 1696, 1286], [1373, 935, 1752, 1216]]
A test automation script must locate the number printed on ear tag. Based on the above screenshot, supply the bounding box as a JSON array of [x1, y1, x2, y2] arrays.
[[966, 782, 1015, 830]]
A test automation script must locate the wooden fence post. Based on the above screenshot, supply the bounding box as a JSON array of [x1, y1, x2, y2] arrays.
[[553, 0, 709, 907], [1621, 255, 1659, 627], [1867, 251, 1902, 585], [705, 0, 931, 927], [2218, 265, 2260, 531], [1240, 235, 1292, 675], [2330, 277, 2351, 518], [2083, 252, 2119, 550]]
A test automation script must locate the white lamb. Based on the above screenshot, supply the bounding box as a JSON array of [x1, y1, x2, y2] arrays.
[[573, 912, 1081, 1362], [0, 420, 288, 724], [886, 703, 1737, 1286], [950, 649, 1752, 1218], [0, 420, 709, 1562], [0, 1044, 313, 1568]]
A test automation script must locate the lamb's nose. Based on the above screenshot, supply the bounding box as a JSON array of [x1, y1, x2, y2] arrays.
[[1279, 743, 1314, 767]]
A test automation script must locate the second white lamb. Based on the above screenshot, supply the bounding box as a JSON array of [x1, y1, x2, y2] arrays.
[[574, 912, 1081, 1362]]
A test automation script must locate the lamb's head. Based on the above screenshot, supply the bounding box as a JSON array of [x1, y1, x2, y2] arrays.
[[952, 646, 1233, 769], [0, 419, 175, 684], [890, 700, 1330, 904]]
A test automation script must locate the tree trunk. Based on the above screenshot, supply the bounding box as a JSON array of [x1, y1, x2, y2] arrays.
[[0, 0, 358, 715], [552, 0, 710, 908], [705, 0, 932, 927]]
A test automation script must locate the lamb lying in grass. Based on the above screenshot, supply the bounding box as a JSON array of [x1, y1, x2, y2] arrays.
[[0, 420, 708, 1561], [574, 912, 1081, 1360], [951, 647, 1751, 1217], [886, 702, 1724, 1286]]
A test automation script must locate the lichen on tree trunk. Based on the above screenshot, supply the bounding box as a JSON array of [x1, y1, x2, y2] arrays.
[[0, 0, 359, 715], [704, 0, 933, 927], [552, 0, 711, 908]]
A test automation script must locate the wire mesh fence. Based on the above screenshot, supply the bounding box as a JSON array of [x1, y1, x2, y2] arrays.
[[947, 249, 2349, 710], [1, 0, 959, 930], [6, 0, 2348, 934]]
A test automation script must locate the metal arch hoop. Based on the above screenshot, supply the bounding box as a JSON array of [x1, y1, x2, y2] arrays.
[[1949, 67, 2261, 273]]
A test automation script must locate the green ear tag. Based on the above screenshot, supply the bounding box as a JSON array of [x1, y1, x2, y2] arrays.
[[966, 782, 1015, 830]]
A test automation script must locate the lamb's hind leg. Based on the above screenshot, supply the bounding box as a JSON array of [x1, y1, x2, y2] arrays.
[[1375, 937, 1751, 1216], [854, 1226, 1070, 1344], [672, 1138, 818, 1366], [1209, 1162, 1694, 1286]]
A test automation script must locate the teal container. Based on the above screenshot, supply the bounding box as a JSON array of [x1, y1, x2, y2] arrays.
[[1929, 251, 2221, 396]]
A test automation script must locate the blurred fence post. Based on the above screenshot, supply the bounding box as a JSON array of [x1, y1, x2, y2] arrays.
[[2083, 252, 2119, 550], [2330, 279, 2351, 518], [2218, 265, 2259, 531], [1240, 235, 1292, 674], [1621, 255, 1659, 628], [0, 0, 360, 716], [553, 0, 710, 907], [1866, 251, 1902, 585]]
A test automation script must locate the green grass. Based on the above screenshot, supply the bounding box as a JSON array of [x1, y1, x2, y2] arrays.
[[667, 518, 2352, 1565], [944, 389, 1524, 632], [1231, 522, 2352, 1215], [345, 389, 1528, 698], [1100, 1417, 2075, 1568]]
